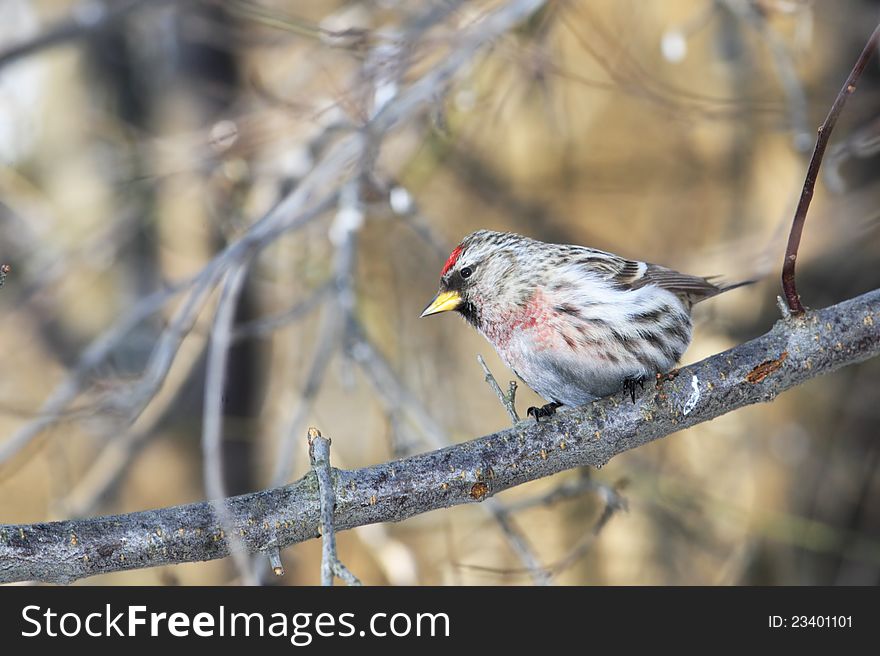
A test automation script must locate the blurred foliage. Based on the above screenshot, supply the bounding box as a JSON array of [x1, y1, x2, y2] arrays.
[[1, 0, 879, 585]]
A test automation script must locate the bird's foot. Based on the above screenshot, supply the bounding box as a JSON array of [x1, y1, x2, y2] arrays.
[[655, 369, 680, 388], [622, 375, 646, 404], [527, 401, 562, 423]]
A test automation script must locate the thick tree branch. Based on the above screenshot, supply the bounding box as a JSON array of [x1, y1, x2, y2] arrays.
[[2, 289, 879, 584]]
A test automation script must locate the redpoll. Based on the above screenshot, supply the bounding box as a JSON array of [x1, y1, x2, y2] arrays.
[[421, 230, 750, 420]]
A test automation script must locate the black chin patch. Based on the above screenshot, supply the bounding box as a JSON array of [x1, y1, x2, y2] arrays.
[[456, 301, 480, 328]]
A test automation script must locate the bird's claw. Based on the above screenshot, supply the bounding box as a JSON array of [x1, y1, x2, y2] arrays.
[[622, 375, 646, 404], [527, 402, 562, 423]]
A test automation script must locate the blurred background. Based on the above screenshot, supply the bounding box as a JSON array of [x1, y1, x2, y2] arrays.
[[1, 0, 879, 585]]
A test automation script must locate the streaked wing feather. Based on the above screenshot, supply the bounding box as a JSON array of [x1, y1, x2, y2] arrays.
[[608, 258, 643, 285], [566, 246, 723, 302], [632, 264, 721, 301], [566, 246, 642, 282]]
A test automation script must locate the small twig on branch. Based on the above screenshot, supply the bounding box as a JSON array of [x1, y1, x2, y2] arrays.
[[267, 548, 285, 577], [0, 264, 9, 289], [776, 295, 792, 320], [308, 427, 361, 586], [477, 355, 520, 423], [781, 21, 880, 316], [477, 355, 550, 584]]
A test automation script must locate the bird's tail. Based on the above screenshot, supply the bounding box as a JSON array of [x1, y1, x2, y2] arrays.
[[698, 277, 757, 304], [717, 278, 757, 294]]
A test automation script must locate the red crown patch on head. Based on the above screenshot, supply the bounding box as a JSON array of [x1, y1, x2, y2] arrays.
[[440, 244, 464, 277]]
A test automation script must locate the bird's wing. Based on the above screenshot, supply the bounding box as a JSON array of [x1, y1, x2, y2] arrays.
[[631, 264, 723, 302], [565, 246, 723, 304]]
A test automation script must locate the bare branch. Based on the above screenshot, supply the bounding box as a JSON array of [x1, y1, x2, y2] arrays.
[[2, 288, 877, 583], [721, 0, 811, 151], [460, 481, 627, 578], [202, 262, 256, 585], [231, 282, 332, 342], [267, 302, 340, 487], [485, 504, 550, 585], [503, 472, 625, 515], [308, 427, 361, 586], [0, 0, 171, 71], [782, 21, 880, 315], [268, 185, 361, 488]]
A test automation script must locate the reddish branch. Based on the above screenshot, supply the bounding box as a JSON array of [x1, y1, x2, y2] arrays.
[[782, 22, 880, 315]]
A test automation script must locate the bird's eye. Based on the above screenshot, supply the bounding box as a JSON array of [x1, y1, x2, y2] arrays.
[[460, 266, 473, 279]]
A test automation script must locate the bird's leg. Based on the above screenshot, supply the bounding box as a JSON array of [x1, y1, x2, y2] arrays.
[[527, 401, 562, 422], [622, 375, 646, 403]]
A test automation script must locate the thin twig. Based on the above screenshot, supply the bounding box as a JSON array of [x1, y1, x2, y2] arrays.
[[722, 0, 811, 151], [231, 282, 332, 342], [461, 485, 627, 578], [776, 295, 792, 320], [503, 473, 625, 514], [0, 0, 168, 71], [544, 483, 628, 576], [203, 262, 257, 585], [486, 503, 551, 585], [268, 185, 361, 488], [478, 357, 549, 584], [477, 354, 520, 423], [308, 427, 361, 586], [781, 21, 880, 315], [0, 277, 195, 466], [267, 302, 341, 486], [267, 548, 285, 577]]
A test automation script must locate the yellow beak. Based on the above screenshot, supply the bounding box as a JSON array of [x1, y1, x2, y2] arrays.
[[420, 290, 462, 317]]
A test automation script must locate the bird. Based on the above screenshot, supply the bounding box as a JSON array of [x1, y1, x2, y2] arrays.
[[420, 230, 750, 421]]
